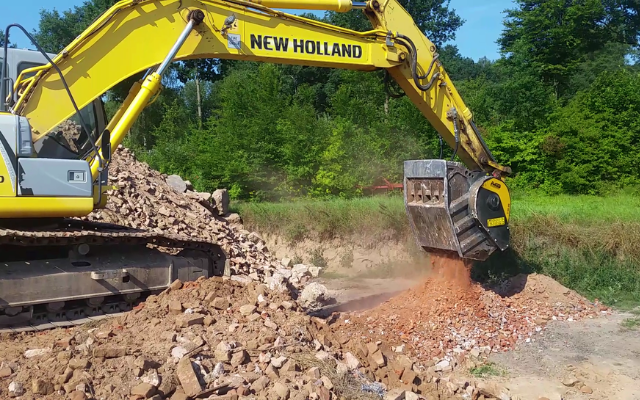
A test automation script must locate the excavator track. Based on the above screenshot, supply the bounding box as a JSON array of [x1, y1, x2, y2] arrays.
[[0, 218, 221, 250], [0, 219, 227, 333]]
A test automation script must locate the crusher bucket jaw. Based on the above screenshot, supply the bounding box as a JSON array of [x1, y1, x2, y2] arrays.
[[403, 159, 511, 262]]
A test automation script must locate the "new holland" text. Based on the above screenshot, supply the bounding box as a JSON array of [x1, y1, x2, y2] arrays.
[[250, 34, 363, 58]]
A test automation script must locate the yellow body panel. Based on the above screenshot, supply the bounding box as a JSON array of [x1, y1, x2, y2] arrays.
[[90, 73, 162, 180], [482, 178, 511, 222], [0, 153, 15, 197], [0, 197, 94, 218]]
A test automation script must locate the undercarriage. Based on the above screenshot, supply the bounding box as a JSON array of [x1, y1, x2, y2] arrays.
[[0, 219, 226, 332]]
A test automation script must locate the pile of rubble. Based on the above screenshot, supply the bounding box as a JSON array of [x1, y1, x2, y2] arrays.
[[0, 259, 606, 400], [331, 257, 609, 364], [0, 276, 475, 400], [83, 146, 295, 286]]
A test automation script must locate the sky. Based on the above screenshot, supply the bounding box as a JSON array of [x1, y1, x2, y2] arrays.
[[0, 0, 514, 61]]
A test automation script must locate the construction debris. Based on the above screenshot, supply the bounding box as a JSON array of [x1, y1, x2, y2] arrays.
[[0, 148, 612, 400], [0, 276, 447, 399], [332, 258, 608, 363], [84, 146, 293, 287], [0, 263, 604, 399]]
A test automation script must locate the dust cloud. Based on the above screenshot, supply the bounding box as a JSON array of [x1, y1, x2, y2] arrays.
[[427, 251, 474, 290]]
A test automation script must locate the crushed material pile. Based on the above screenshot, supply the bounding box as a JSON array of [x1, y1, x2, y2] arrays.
[[331, 254, 609, 364], [0, 276, 469, 400], [83, 146, 281, 283], [0, 256, 609, 400]]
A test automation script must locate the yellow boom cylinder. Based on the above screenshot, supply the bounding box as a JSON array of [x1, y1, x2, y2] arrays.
[[246, 0, 365, 11], [104, 80, 142, 135], [90, 73, 161, 181]]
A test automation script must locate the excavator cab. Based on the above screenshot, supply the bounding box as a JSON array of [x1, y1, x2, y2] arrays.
[[0, 48, 110, 219], [1, 48, 107, 161]]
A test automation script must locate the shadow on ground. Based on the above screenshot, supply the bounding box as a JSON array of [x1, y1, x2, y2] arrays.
[[470, 247, 543, 297]]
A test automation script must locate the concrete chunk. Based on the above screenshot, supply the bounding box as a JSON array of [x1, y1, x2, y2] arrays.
[[167, 175, 187, 193], [370, 350, 386, 367], [176, 357, 203, 397], [250, 376, 270, 392], [231, 350, 248, 367], [68, 358, 90, 370], [240, 304, 257, 316], [179, 313, 205, 327], [32, 379, 54, 395], [344, 352, 360, 369], [274, 381, 291, 399], [169, 301, 183, 314], [131, 382, 156, 398], [212, 297, 229, 310]]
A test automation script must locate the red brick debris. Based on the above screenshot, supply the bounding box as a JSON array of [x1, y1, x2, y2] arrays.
[[331, 254, 610, 364]]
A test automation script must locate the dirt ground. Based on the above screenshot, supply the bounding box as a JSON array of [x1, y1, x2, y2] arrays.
[[480, 309, 640, 400]]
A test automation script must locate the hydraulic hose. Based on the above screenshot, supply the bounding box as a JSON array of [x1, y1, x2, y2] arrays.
[[395, 34, 440, 92]]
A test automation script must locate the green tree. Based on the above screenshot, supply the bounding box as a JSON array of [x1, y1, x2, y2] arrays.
[[1, 29, 18, 50], [542, 69, 640, 194], [33, 0, 120, 53], [499, 0, 640, 98], [327, 0, 463, 46]]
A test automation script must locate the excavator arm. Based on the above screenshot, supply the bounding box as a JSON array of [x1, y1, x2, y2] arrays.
[[3, 0, 512, 261]]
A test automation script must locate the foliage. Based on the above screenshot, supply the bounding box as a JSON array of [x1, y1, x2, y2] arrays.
[[32, 0, 121, 54], [498, 0, 640, 98], [29, 0, 640, 200], [0, 31, 17, 49], [541, 69, 640, 194]]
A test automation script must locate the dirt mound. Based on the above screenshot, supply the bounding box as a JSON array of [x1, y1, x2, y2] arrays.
[[83, 146, 278, 280], [331, 254, 609, 363]]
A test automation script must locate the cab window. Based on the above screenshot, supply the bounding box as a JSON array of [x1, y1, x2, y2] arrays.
[[17, 61, 42, 79]]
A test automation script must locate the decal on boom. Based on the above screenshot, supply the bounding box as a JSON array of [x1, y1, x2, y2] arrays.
[[250, 34, 362, 58]]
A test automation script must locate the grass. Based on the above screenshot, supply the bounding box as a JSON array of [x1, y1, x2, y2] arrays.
[[234, 191, 640, 308], [622, 317, 640, 329], [510, 191, 640, 224], [469, 362, 504, 378], [621, 308, 640, 329], [233, 194, 409, 245]]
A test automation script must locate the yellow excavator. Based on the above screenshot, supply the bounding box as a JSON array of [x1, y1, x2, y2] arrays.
[[0, 0, 511, 329]]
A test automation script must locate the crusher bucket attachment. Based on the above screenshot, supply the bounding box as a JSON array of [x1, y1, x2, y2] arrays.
[[403, 159, 511, 261]]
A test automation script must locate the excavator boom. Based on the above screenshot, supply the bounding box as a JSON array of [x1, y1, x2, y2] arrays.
[[0, 0, 512, 328], [9, 0, 509, 176]]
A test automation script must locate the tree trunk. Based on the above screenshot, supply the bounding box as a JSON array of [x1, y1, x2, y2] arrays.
[[195, 73, 202, 128]]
